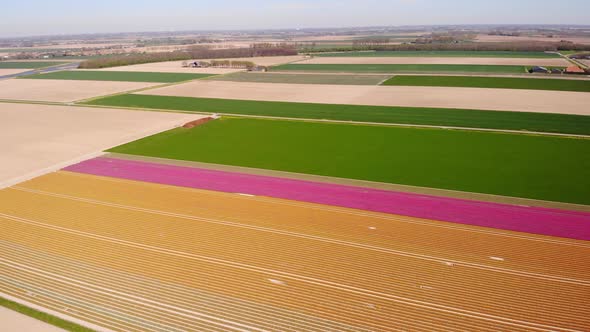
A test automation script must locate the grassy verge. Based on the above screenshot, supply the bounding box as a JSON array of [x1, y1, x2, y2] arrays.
[[109, 117, 590, 205], [0, 62, 68, 69], [85, 94, 590, 135], [209, 72, 391, 85], [382, 75, 590, 92], [0, 297, 94, 331], [314, 51, 562, 58], [20, 71, 214, 83], [271, 64, 529, 74]]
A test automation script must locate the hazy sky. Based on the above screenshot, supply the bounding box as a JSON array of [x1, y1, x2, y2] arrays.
[[1, 0, 589, 37]]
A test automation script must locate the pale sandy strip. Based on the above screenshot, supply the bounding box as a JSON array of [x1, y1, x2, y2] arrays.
[[136, 80, 590, 115], [301, 57, 570, 66], [0, 291, 112, 332], [8, 187, 589, 286]]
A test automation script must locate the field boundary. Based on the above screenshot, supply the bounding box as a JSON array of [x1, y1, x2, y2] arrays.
[[106, 153, 590, 212]]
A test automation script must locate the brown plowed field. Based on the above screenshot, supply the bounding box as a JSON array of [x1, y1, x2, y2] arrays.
[[0, 171, 588, 331], [138, 80, 590, 115], [301, 57, 570, 66]]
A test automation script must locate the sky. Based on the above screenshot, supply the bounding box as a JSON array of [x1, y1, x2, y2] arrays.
[[0, 0, 589, 38]]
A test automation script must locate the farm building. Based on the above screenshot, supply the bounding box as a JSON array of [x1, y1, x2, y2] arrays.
[[565, 65, 585, 74]]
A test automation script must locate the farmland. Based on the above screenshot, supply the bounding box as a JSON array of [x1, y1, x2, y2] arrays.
[[313, 51, 563, 58], [132, 80, 590, 115], [1, 170, 588, 331], [301, 56, 570, 66], [21, 70, 214, 83], [86, 94, 590, 135], [0, 79, 158, 102], [272, 63, 531, 74], [383, 75, 590, 92], [108, 117, 590, 204], [208, 72, 392, 85], [0, 61, 67, 69]]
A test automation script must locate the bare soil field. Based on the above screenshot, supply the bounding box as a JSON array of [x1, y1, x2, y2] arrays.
[[476, 34, 590, 44], [0, 69, 31, 76], [0, 102, 201, 188], [0, 79, 157, 102], [0, 306, 66, 332], [302, 56, 570, 66], [138, 80, 590, 115], [210, 72, 392, 85]]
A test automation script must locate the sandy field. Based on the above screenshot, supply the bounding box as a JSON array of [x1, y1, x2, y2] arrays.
[[0, 306, 65, 332], [302, 56, 570, 66], [0, 69, 31, 76], [139, 80, 590, 115], [0, 79, 157, 102], [0, 102, 201, 188], [95, 55, 306, 74], [476, 34, 590, 44]]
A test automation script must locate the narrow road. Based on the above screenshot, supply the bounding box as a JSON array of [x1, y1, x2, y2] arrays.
[[0, 62, 80, 80]]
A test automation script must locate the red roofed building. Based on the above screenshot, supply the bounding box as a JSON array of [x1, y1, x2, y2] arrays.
[[565, 65, 585, 74]]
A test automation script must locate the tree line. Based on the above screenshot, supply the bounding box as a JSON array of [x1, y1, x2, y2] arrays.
[[79, 44, 297, 69]]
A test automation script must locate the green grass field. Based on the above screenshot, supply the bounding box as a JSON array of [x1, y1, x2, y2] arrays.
[[209, 72, 392, 85], [313, 51, 562, 58], [1, 297, 93, 332], [382, 75, 590, 92], [0, 61, 67, 69], [109, 117, 590, 205], [21, 70, 214, 83], [271, 64, 530, 74], [86, 94, 590, 135]]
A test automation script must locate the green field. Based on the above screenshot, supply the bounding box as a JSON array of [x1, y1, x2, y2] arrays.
[[314, 51, 562, 58], [209, 72, 392, 85], [272, 64, 529, 74], [0, 61, 67, 69], [109, 117, 590, 205], [86, 94, 590, 135], [21, 70, 213, 83], [1, 297, 93, 332], [383, 75, 590, 92]]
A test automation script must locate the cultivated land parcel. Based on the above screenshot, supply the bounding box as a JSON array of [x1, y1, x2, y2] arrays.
[[109, 117, 590, 205], [87, 94, 590, 135], [132, 80, 590, 115], [272, 64, 533, 74], [314, 51, 563, 58], [383, 75, 590, 92], [21, 70, 214, 83]]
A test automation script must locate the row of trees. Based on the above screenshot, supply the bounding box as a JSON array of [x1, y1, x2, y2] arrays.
[[301, 41, 590, 54], [79, 45, 297, 69]]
